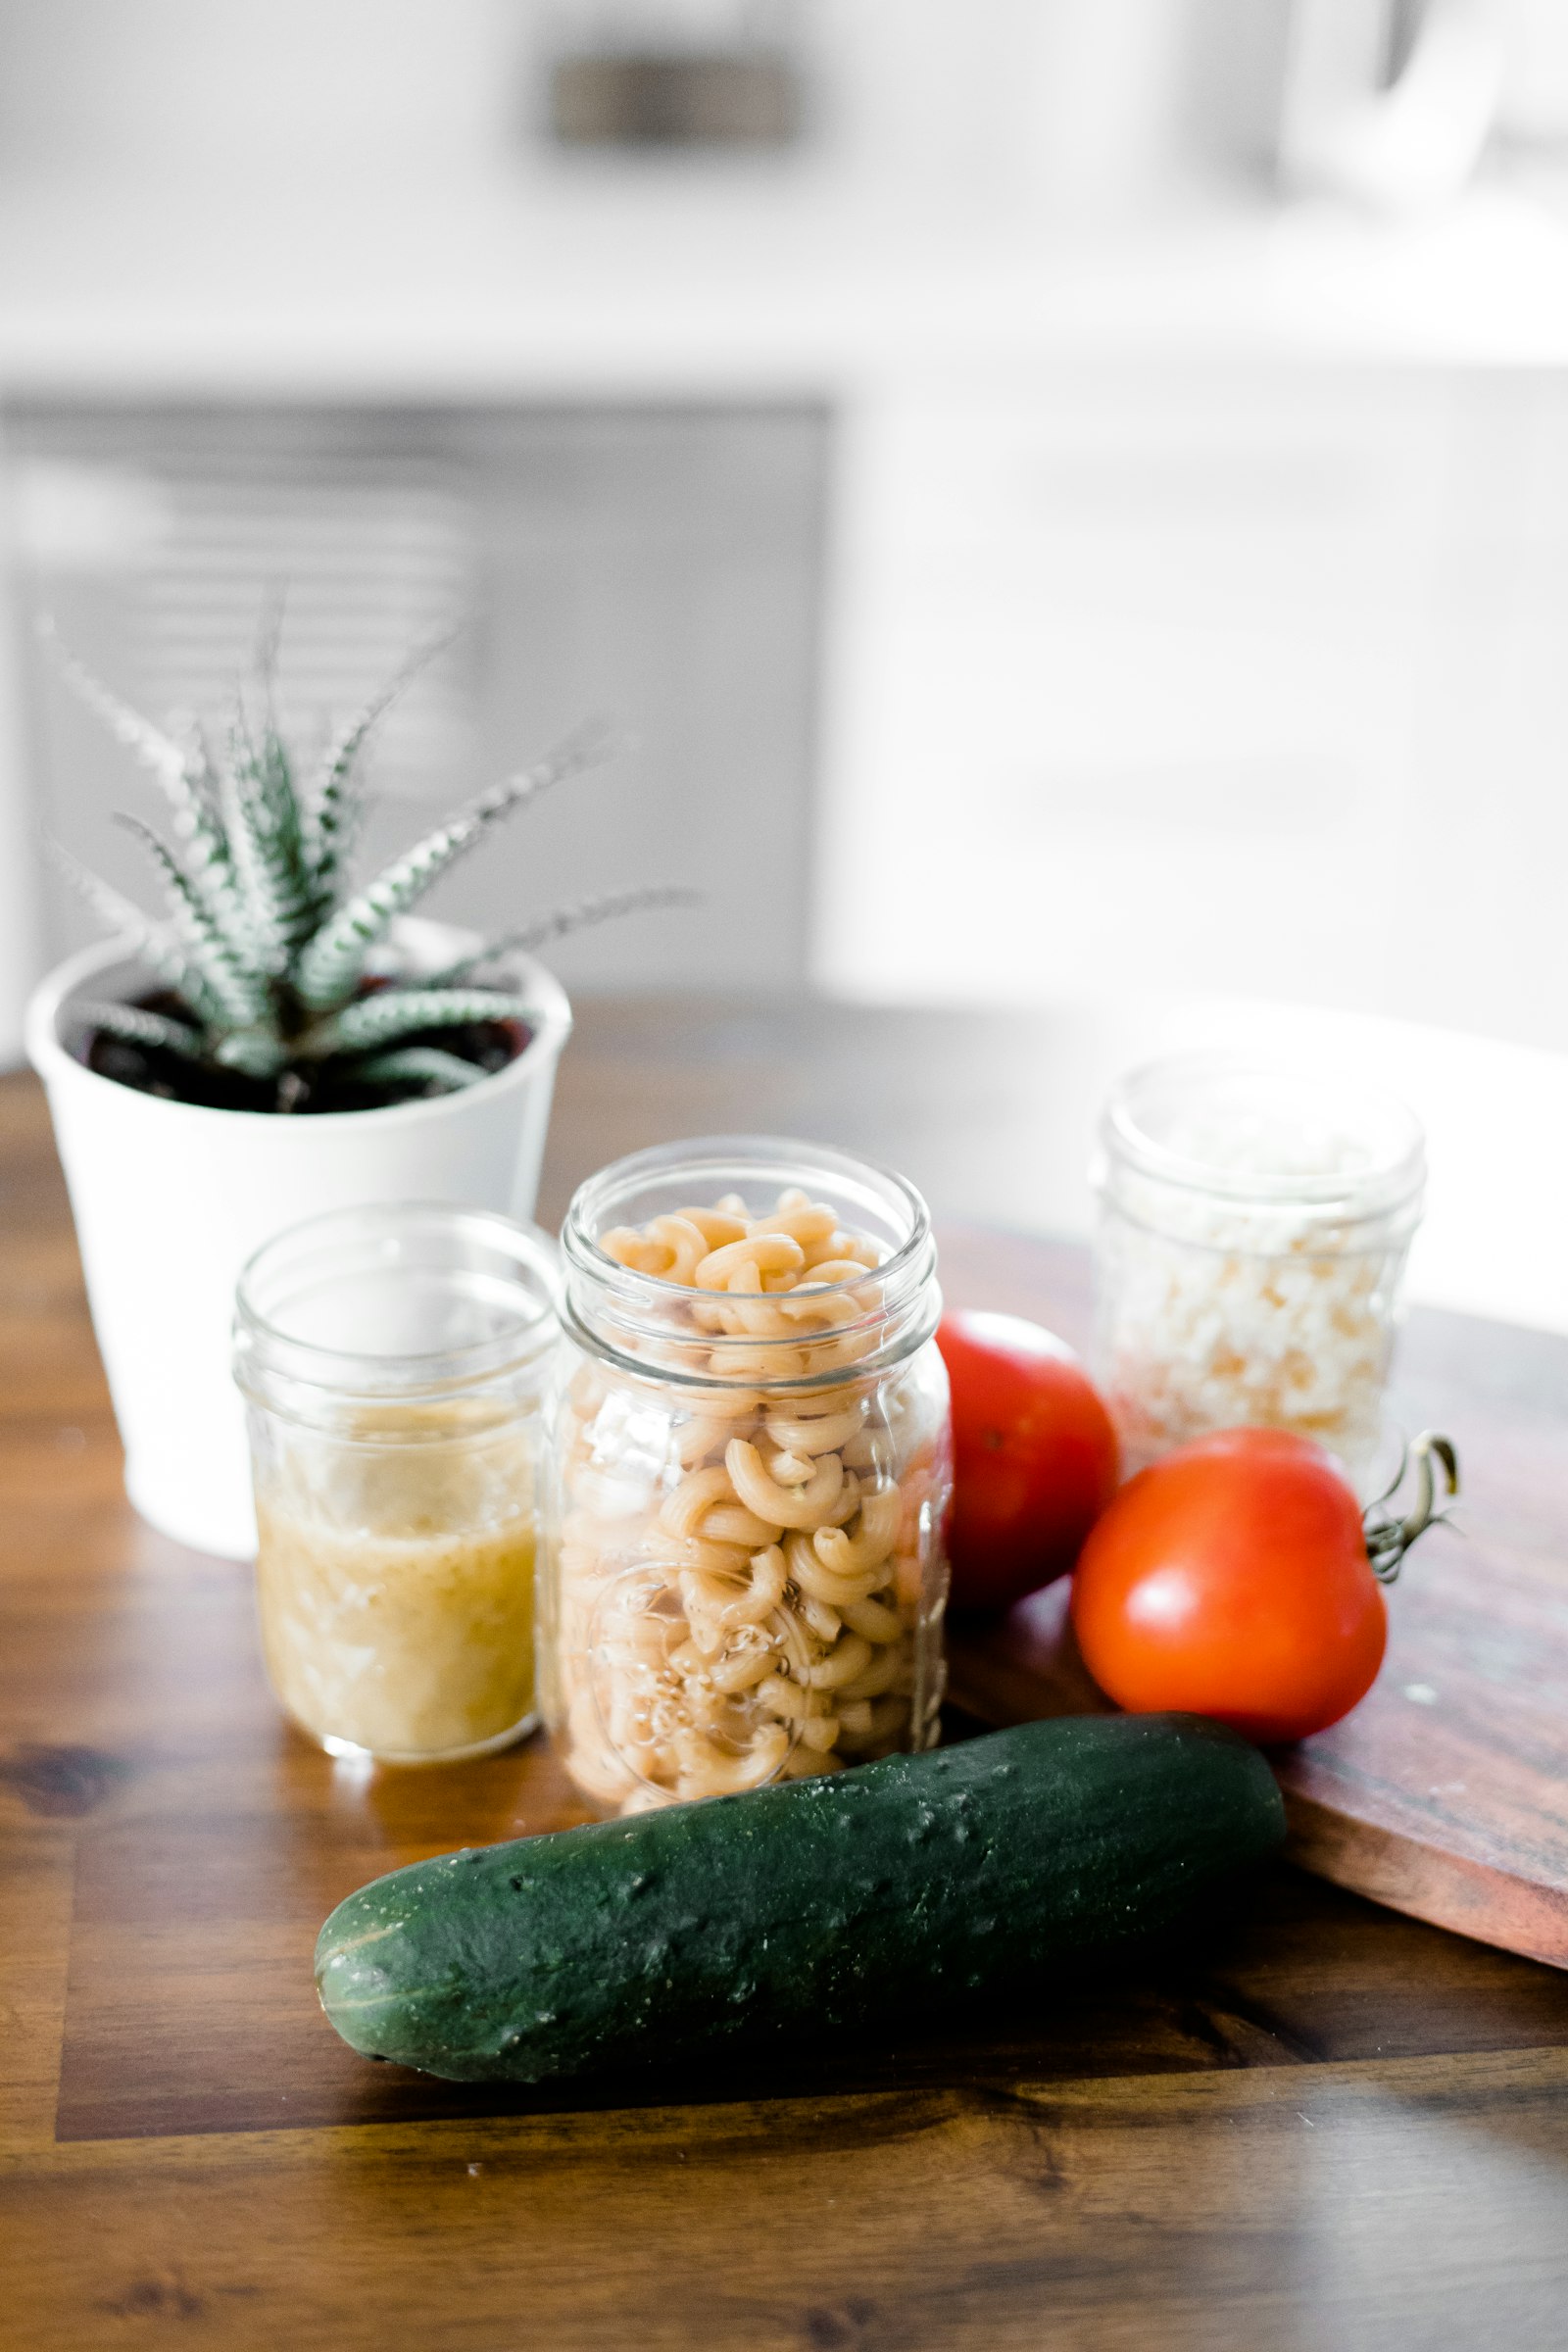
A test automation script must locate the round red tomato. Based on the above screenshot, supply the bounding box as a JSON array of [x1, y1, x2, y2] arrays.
[[937, 1310, 1120, 1611], [1070, 1426, 1386, 1743]]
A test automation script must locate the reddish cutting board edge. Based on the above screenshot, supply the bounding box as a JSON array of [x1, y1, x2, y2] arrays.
[[1278, 1783, 1568, 1972], [946, 1576, 1568, 1978]]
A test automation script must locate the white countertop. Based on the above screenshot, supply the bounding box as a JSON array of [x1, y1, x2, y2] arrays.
[[2, 167, 1568, 400]]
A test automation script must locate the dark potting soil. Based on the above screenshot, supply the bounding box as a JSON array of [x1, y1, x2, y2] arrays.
[[81, 993, 533, 1115]]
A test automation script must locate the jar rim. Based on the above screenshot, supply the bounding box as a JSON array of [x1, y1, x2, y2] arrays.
[[560, 1133, 939, 1387], [1100, 1052, 1426, 1214], [233, 1200, 561, 1402]]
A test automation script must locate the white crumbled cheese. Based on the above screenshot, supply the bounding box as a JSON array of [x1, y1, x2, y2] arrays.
[[1096, 1113, 1411, 1486]]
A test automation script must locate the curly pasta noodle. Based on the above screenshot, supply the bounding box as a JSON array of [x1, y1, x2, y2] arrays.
[[546, 1188, 950, 1814]]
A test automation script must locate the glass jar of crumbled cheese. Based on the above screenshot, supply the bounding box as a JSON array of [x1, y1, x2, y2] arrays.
[[1093, 1055, 1425, 1494]]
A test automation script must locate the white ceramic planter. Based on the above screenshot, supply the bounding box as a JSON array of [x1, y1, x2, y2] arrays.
[[26, 917, 571, 1560]]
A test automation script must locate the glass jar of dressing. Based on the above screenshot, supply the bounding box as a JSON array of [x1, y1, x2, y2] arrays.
[[1094, 1054, 1425, 1494], [234, 1203, 559, 1763], [540, 1137, 953, 1817]]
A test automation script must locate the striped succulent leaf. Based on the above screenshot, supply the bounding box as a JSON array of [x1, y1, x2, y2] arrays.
[[303, 628, 457, 901], [115, 814, 270, 1030], [312, 988, 536, 1056], [222, 726, 317, 975], [352, 1046, 488, 1094], [212, 1026, 291, 1078], [159, 710, 263, 956], [39, 619, 221, 852], [74, 999, 205, 1059], [427, 883, 699, 985], [291, 724, 612, 1012], [42, 628, 265, 984], [44, 840, 221, 1019]]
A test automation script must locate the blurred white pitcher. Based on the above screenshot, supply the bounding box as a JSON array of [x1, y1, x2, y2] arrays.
[[1279, 0, 1507, 209]]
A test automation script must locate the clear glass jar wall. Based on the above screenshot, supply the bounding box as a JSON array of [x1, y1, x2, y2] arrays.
[[1094, 1055, 1425, 1492], [541, 1137, 953, 1815], [234, 1203, 560, 1764]]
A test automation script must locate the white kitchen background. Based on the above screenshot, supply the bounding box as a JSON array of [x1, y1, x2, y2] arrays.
[[3, 0, 1568, 1263]]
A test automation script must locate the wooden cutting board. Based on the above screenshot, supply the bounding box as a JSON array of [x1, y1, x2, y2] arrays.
[[936, 1227, 1568, 1973]]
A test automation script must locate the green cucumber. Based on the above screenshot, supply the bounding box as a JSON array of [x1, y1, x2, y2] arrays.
[[317, 1714, 1283, 2084]]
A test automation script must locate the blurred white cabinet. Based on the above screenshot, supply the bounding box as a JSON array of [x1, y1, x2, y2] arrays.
[[10, 400, 828, 1002], [819, 364, 1568, 1055]]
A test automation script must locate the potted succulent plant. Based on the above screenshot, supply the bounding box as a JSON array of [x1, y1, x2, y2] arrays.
[[25, 622, 684, 1558]]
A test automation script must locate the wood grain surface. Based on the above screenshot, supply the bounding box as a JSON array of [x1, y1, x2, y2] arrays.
[[6, 1002, 1568, 2352]]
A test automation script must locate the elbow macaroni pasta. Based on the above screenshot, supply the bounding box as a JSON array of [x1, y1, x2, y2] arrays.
[[542, 1188, 951, 1814]]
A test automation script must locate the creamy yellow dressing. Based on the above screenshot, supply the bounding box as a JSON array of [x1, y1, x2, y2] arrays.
[[254, 1409, 538, 1761]]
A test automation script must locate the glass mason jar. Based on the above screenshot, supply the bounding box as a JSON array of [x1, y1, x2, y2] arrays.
[[541, 1136, 953, 1817], [1093, 1054, 1426, 1494], [233, 1203, 560, 1764]]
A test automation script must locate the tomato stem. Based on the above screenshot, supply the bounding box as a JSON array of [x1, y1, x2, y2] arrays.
[[1362, 1431, 1460, 1584]]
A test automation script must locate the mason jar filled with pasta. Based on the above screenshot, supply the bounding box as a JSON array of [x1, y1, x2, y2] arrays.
[[540, 1137, 953, 1815]]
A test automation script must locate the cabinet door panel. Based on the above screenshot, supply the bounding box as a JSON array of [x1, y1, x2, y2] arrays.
[[820, 367, 1568, 1054]]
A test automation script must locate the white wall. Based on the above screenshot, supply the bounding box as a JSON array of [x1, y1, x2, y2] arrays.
[[0, 1, 517, 184], [0, 430, 38, 1065]]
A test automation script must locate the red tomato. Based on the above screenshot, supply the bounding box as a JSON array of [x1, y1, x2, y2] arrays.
[[1070, 1427, 1386, 1743], [937, 1310, 1120, 1611]]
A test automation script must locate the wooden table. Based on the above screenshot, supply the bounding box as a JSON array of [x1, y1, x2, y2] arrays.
[[5, 998, 1568, 2352]]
